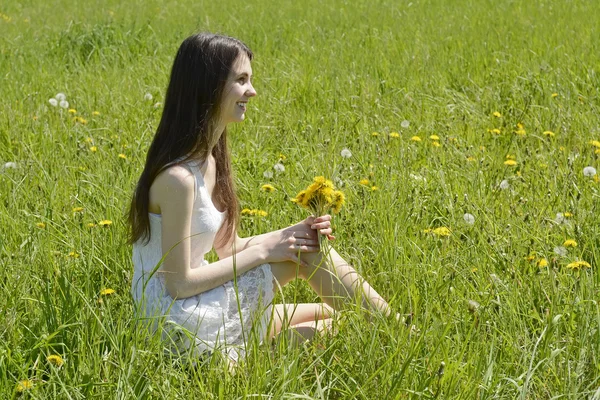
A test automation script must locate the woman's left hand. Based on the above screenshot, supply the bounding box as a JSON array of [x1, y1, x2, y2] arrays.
[[306, 214, 335, 241]]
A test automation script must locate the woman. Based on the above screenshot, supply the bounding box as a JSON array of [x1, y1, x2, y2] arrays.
[[129, 33, 394, 360]]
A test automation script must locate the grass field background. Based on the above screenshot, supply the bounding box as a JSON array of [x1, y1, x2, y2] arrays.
[[1, 0, 599, 398]]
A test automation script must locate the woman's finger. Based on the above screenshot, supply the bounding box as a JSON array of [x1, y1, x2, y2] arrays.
[[319, 228, 333, 236], [314, 214, 331, 222], [311, 222, 331, 230]]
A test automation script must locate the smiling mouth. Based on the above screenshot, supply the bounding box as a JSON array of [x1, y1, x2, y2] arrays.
[[236, 102, 247, 111]]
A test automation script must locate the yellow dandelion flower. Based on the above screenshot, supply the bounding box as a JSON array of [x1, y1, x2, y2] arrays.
[[423, 228, 432, 233], [16, 380, 33, 392], [506, 154, 516, 160], [256, 210, 268, 217], [563, 239, 577, 247], [74, 116, 87, 124], [563, 212, 573, 218], [551, 93, 558, 98], [68, 109, 77, 114], [100, 288, 116, 295], [543, 130, 555, 137], [371, 186, 379, 191], [492, 111, 502, 118], [432, 227, 451, 237], [466, 156, 476, 162], [278, 154, 286, 161], [371, 131, 379, 137], [589, 140, 600, 148], [517, 123, 524, 129], [431, 141, 441, 147], [479, 146, 486, 151], [90, 146, 98, 152], [36, 222, 46, 229], [118, 153, 127, 160], [504, 160, 518, 166], [566, 260, 591, 270], [331, 190, 345, 213], [410, 136, 422, 142], [389, 132, 400, 138], [448, 137, 457, 142], [47, 354, 64, 367], [261, 184, 276, 192], [537, 258, 548, 268], [515, 129, 526, 136], [595, 149, 600, 155], [99, 220, 112, 226], [92, 111, 100, 116], [85, 137, 93, 143], [241, 208, 253, 215], [68, 251, 80, 258], [526, 254, 536, 262], [87, 223, 96, 228], [471, 267, 478, 273], [360, 179, 370, 185], [429, 135, 440, 140], [72, 207, 84, 213]]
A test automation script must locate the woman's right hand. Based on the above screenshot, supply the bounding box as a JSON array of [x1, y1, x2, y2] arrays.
[[260, 223, 321, 267]]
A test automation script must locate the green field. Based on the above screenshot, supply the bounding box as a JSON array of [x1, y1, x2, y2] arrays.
[[1, 0, 599, 397]]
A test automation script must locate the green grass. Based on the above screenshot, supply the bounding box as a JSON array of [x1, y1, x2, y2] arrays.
[[1, 0, 599, 397]]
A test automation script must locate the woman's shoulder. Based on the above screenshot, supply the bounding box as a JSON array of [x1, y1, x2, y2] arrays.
[[150, 164, 196, 206]]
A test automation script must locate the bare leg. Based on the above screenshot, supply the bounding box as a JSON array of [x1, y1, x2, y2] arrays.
[[267, 303, 334, 344], [270, 246, 393, 316]]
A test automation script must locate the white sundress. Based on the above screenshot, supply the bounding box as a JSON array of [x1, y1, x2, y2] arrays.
[[131, 160, 275, 360]]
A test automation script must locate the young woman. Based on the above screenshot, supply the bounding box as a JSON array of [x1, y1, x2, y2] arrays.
[[129, 33, 394, 360]]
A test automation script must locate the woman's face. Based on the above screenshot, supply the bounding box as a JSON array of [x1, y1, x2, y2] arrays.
[[219, 54, 256, 125]]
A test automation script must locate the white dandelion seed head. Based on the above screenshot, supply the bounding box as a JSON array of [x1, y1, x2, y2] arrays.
[[3, 162, 17, 170], [555, 213, 566, 224], [153, 102, 162, 109], [463, 213, 475, 225], [583, 166, 597, 177], [59, 100, 69, 109], [144, 93, 153, 101], [263, 170, 273, 179], [409, 173, 426, 182], [553, 246, 567, 257], [499, 180, 510, 190], [401, 120, 410, 128], [48, 98, 58, 107], [340, 148, 352, 158], [55, 93, 66, 101], [273, 163, 285, 173], [334, 176, 344, 187]]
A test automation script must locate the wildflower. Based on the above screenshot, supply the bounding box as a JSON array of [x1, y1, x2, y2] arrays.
[[154, 102, 162, 108], [36, 222, 46, 229], [401, 120, 410, 128], [492, 111, 502, 118], [273, 163, 285, 173], [55, 93, 66, 101], [144, 93, 153, 101], [409, 173, 425, 182], [563, 239, 577, 248], [241, 209, 268, 217], [555, 213, 568, 224], [118, 153, 127, 159], [431, 141, 441, 147], [16, 380, 33, 393], [74, 116, 87, 124], [504, 160, 518, 166], [506, 154, 516, 160], [360, 179, 370, 185], [100, 288, 116, 295], [263, 170, 273, 179], [49, 98, 58, 106], [590, 140, 600, 148], [92, 111, 100, 116], [543, 131, 555, 137], [566, 260, 591, 270], [68, 108, 77, 114], [583, 166, 597, 177], [292, 176, 344, 215], [47, 354, 64, 367], [410, 136, 421, 142], [463, 213, 475, 225], [99, 220, 112, 226], [340, 148, 352, 158], [537, 258, 548, 268], [431, 227, 451, 237], [466, 156, 476, 162], [371, 186, 379, 191], [551, 93, 558, 98], [68, 251, 80, 258], [499, 180, 510, 190], [3, 161, 17, 169], [58, 100, 69, 109], [72, 207, 84, 213], [256, 210, 268, 217], [553, 246, 567, 257], [488, 128, 501, 134], [429, 135, 440, 141], [526, 254, 536, 262], [389, 132, 400, 138], [87, 223, 97, 228], [261, 184, 276, 192], [515, 129, 526, 136], [90, 146, 97, 152], [596, 149, 600, 155], [371, 131, 379, 137], [563, 212, 573, 218]]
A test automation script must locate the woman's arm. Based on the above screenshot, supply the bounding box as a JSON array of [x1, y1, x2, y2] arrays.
[[153, 167, 320, 299]]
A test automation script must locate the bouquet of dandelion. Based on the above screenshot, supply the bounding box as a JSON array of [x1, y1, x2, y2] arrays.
[[292, 176, 345, 250]]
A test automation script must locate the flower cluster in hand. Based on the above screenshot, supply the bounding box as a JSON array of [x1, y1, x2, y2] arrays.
[[292, 176, 345, 215]]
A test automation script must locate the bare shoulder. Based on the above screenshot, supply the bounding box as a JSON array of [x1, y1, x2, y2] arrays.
[[149, 165, 195, 214]]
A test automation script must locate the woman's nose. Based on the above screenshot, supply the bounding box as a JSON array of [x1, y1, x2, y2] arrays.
[[246, 83, 257, 97]]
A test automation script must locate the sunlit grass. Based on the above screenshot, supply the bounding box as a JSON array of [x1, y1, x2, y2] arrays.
[[1, 0, 599, 397]]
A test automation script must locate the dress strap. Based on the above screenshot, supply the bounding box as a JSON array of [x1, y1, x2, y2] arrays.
[[176, 160, 200, 203]]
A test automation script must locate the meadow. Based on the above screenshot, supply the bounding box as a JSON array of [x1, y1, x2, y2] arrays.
[[1, 0, 599, 397]]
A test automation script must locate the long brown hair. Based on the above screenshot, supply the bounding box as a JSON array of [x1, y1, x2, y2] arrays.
[[128, 33, 253, 246]]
